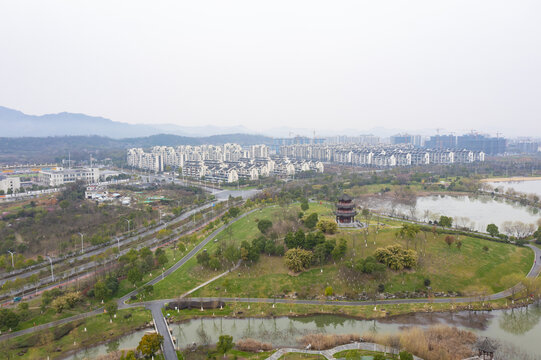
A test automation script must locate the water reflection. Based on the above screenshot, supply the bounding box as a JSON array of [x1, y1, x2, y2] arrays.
[[499, 305, 541, 335], [66, 307, 541, 359]]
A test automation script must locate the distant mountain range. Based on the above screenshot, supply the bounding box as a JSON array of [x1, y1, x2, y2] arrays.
[[0, 106, 210, 138], [0, 106, 415, 139]]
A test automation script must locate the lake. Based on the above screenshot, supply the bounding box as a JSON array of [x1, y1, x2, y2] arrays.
[[65, 306, 541, 359], [366, 194, 541, 232], [486, 179, 541, 197]]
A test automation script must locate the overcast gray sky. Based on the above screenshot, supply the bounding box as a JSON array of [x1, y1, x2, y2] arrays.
[[1, 1, 540, 136]]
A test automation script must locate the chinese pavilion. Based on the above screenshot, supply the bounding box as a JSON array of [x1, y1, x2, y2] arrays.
[[335, 194, 357, 224], [477, 338, 496, 360]]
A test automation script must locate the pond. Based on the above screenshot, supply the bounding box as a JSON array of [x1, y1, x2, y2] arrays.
[[486, 179, 541, 197], [65, 306, 541, 359], [366, 194, 540, 232]]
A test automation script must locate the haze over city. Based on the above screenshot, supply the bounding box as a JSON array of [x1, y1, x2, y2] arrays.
[[1, 1, 541, 137]]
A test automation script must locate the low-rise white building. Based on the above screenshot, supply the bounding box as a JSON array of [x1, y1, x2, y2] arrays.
[[0, 176, 21, 194], [39, 168, 100, 187]]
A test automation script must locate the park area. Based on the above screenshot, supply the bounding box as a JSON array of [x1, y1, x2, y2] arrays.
[[148, 201, 532, 301]]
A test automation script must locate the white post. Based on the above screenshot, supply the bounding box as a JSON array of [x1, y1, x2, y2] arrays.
[[126, 219, 131, 233], [78, 232, 84, 253], [46, 256, 54, 282]]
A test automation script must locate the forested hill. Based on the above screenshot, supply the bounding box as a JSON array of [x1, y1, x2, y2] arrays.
[[0, 134, 273, 164]]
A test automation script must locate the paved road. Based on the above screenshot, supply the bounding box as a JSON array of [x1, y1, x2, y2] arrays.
[[148, 302, 177, 360], [0, 308, 103, 342]]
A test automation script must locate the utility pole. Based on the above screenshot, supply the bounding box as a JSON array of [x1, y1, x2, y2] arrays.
[[78, 233, 84, 253], [116, 237, 120, 251], [46, 256, 54, 282], [7, 250, 15, 268]]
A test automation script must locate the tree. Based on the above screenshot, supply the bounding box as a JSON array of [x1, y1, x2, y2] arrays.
[[137, 333, 164, 358], [217, 335, 234, 358], [197, 251, 210, 266], [424, 278, 431, 287], [156, 251, 168, 266], [0, 308, 19, 331], [127, 267, 143, 285], [284, 248, 313, 272], [456, 240, 463, 251], [228, 207, 240, 218], [105, 301, 118, 319], [300, 199, 309, 211], [331, 238, 347, 261], [304, 213, 319, 229], [317, 219, 338, 234], [93, 280, 110, 300], [444, 235, 455, 248], [439, 215, 453, 228], [257, 219, 273, 234], [59, 199, 70, 210], [397, 224, 420, 249], [486, 223, 499, 237]]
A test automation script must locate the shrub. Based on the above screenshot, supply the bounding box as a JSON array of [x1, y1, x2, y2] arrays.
[[324, 286, 333, 296], [257, 219, 273, 234], [298, 333, 360, 350], [284, 248, 313, 272], [53, 321, 82, 340], [236, 338, 272, 352], [317, 220, 338, 234], [399, 351, 414, 360], [374, 245, 417, 270]]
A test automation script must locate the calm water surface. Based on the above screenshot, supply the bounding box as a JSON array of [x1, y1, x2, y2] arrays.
[[66, 307, 541, 359], [368, 195, 540, 232], [486, 179, 541, 197]]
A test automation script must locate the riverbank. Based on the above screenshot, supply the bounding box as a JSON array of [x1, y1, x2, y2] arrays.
[[1, 308, 152, 359], [162, 297, 533, 324], [481, 176, 541, 183]]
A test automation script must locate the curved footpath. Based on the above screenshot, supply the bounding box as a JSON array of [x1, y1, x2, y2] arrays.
[[1, 209, 540, 360], [267, 342, 423, 360]]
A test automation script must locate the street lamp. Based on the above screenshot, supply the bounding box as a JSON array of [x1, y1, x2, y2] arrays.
[[78, 233, 84, 253], [7, 250, 15, 268], [116, 236, 120, 251], [125, 219, 132, 233], [46, 256, 54, 282]]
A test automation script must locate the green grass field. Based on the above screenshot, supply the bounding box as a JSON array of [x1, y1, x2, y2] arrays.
[[2, 307, 151, 359], [148, 202, 532, 301], [148, 203, 333, 300]]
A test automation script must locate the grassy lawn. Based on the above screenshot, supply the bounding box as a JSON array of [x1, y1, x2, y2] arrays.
[[148, 203, 334, 300], [164, 298, 510, 323], [2, 307, 152, 359], [182, 347, 274, 360], [192, 222, 532, 299]]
